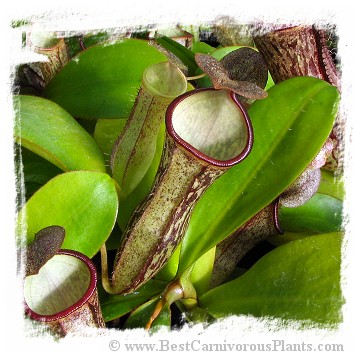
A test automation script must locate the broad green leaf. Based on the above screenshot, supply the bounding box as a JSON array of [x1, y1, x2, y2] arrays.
[[65, 31, 121, 58], [318, 169, 344, 200], [265, 72, 275, 90], [44, 39, 167, 119], [199, 233, 344, 325], [278, 193, 343, 233], [99, 279, 167, 322], [17, 171, 118, 258], [20, 147, 63, 199], [75, 118, 97, 136], [93, 118, 127, 168], [178, 77, 339, 274], [267, 231, 316, 247], [269, 192, 343, 246], [191, 41, 215, 54], [155, 27, 193, 46], [14, 95, 106, 173], [189, 246, 216, 296], [155, 36, 198, 75], [124, 297, 171, 330]]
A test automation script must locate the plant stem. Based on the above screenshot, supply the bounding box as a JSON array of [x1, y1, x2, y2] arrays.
[[145, 266, 196, 330]]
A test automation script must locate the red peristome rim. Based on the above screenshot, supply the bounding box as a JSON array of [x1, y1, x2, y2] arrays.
[[24, 249, 97, 322], [166, 88, 254, 167]]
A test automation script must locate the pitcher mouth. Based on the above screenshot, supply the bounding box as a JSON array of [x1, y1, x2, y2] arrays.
[[24, 249, 97, 322], [166, 88, 254, 167]]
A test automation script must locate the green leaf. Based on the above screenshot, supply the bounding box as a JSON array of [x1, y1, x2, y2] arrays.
[[14, 95, 106, 173], [155, 36, 198, 76], [278, 193, 343, 233], [199, 233, 344, 325], [214, 46, 249, 60], [99, 279, 167, 322], [93, 118, 127, 168], [189, 246, 216, 296], [20, 147, 63, 199], [17, 171, 118, 258], [44, 39, 167, 119], [65, 31, 118, 59], [269, 191, 343, 247], [318, 169, 344, 200], [191, 41, 215, 54], [178, 76, 339, 274], [267, 231, 316, 247], [75, 118, 97, 136]]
